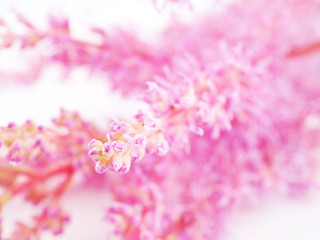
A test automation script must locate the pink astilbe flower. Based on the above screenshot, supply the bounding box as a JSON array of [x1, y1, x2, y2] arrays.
[[9, 203, 69, 239], [105, 184, 164, 239], [0, 109, 100, 169], [35, 203, 70, 235], [0, 110, 103, 238], [88, 112, 168, 174], [0, 14, 168, 92], [0, 0, 320, 239], [137, 0, 320, 153]]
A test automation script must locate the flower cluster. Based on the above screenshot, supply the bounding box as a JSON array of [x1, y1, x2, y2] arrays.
[[143, 46, 247, 148], [105, 184, 163, 238], [88, 112, 168, 174], [36, 204, 70, 235], [0, 13, 166, 93], [0, 110, 102, 239], [0, 109, 100, 169], [9, 203, 69, 239], [0, 0, 320, 239]]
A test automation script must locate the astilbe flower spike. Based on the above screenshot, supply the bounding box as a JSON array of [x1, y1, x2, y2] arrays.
[[0, 0, 320, 239], [0, 13, 167, 93], [88, 112, 168, 174], [0, 110, 102, 239]]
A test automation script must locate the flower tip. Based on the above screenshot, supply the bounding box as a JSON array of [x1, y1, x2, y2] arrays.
[[156, 142, 168, 157], [95, 162, 107, 174], [88, 139, 103, 149], [108, 157, 122, 172], [7, 122, 16, 129], [111, 141, 127, 153], [102, 143, 114, 157], [118, 166, 130, 174]]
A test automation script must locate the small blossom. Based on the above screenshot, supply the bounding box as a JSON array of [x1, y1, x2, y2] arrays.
[[7, 122, 16, 129], [135, 111, 158, 131], [36, 204, 70, 235], [95, 161, 107, 174], [110, 119, 129, 133], [88, 148, 101, 160], [102, 143, 114, 158], [130, 134, 147, 148], [131, 148, 146, 162], [88, 139, 103, 149], [108, 156, 123, 172], [88, 112, 168, 174], [112, 141, 128, 153], [156, 141, 168, 157], [6, 142, 24, 166]]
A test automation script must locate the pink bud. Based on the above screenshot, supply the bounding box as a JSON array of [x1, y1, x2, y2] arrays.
[[103, 143, 114, 158], [88, 139, 103, 149], [156, 142, 168, 157], [131, 148, 145, 162], [95, 161, 107, 174], [110, 119, 128, 133], [88, 147, 101, 159], [118, 159, 131, 174], [7, 144, 24, 165], [108, 157, 122, 172], [112, 141, 127, 153], [143, 116, 157, 131], [111, 121, 123, 132], [132, 135, 147, 148], [7, 122, 16, 129]]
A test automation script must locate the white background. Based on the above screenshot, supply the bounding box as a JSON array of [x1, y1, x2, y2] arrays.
[[1, 0, 320, 239]]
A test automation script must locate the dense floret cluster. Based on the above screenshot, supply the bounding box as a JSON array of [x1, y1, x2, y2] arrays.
[[0, 0, 320, 239]]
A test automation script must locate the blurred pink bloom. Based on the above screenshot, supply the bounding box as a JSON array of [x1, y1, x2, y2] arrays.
[[0, 0, 320, 239]]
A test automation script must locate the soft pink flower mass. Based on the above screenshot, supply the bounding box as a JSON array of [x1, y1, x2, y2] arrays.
[[0, 0, 320, 239]]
